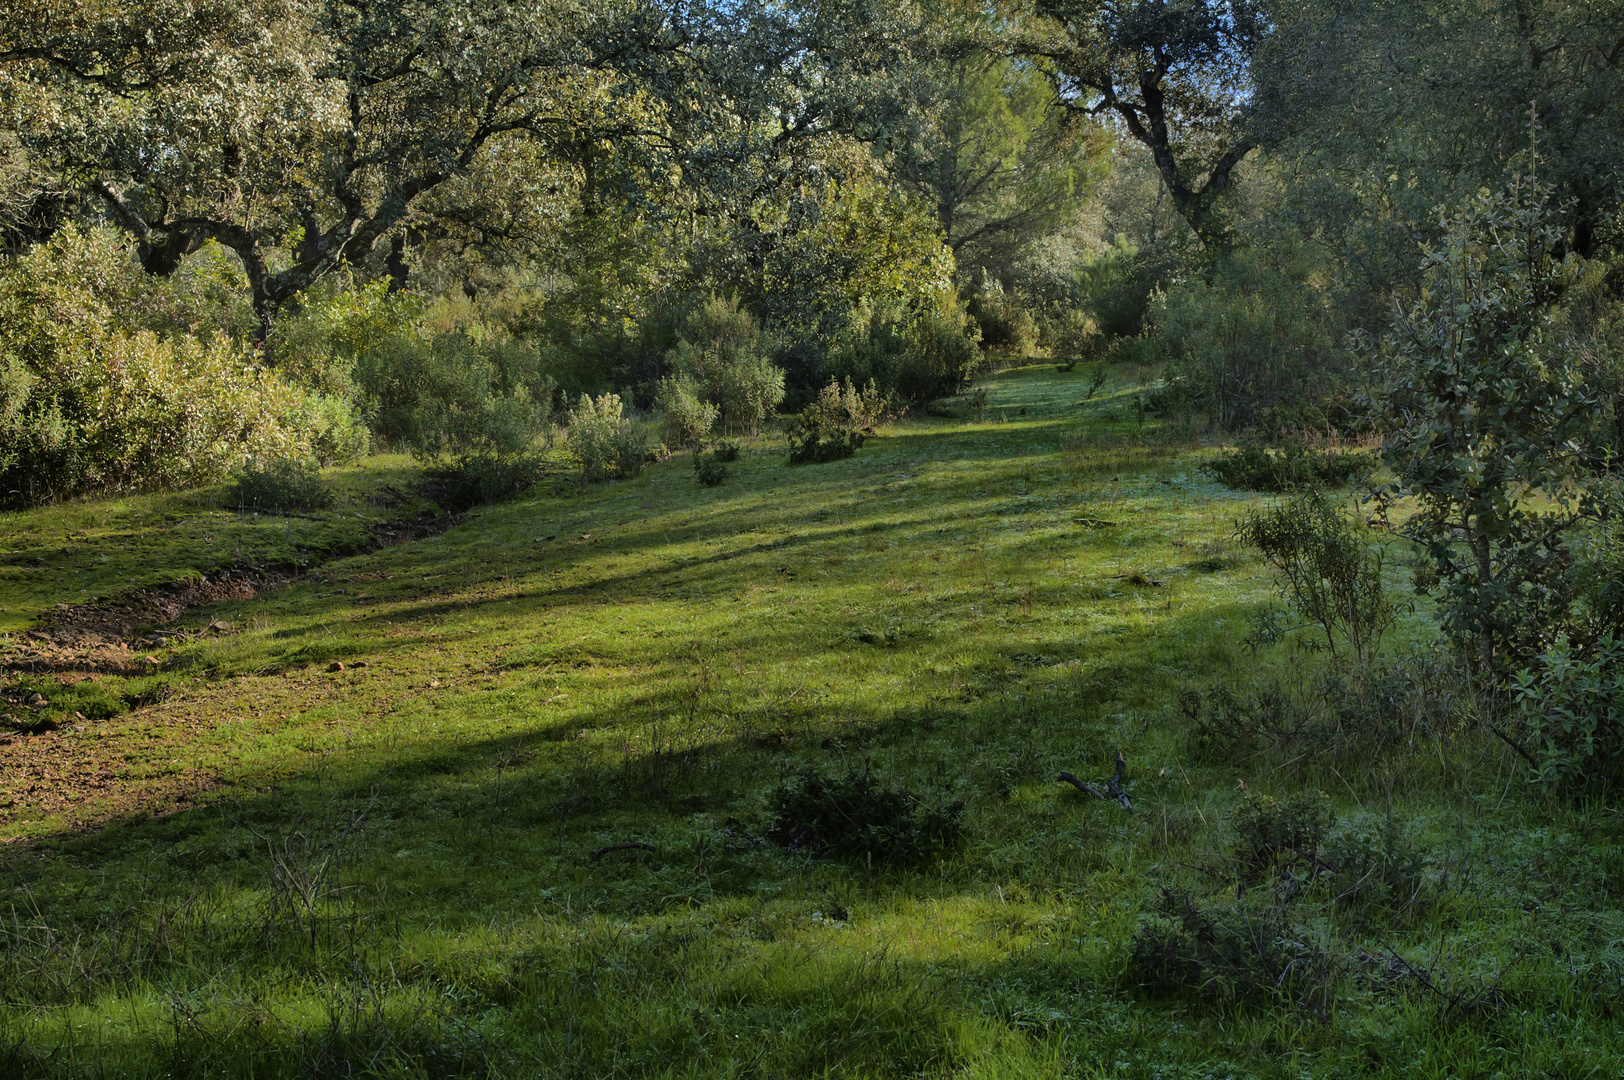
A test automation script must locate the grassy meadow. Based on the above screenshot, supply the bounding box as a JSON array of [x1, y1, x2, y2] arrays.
[[2, 364, 1621, 1078]]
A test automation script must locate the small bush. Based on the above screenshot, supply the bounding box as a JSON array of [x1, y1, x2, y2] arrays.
[[693, 451, 729, 487], [788, 378, 886, 465], [1510, 634, 1624, 790], [654, 374, 718, 448], [766, 767, 964, 864], [567, 393, 645, 483], [1233, 790, 1330, 887], [422, 450, 546, 511], [227, 459, 333, 512], [1203, 441, 1374, 492], [1235, 489, 1396, 666], [712, 440, 741, 463], [1324, 814, 1429, 917], [1128, 889, 1334, 1013]]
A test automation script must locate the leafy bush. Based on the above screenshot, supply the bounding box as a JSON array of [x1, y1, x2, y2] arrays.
[[0, 240, 367, 506], [227, 459, 333, 512], [1153, 244, 1349, 433], [1323, 814, 1429, 916], [830, 302, 982, 405], [1372, 180, 1601, 675], [355, 328, 555, 456], [1233, 789, 1330, 886], [788, 378, 886, 465], [766, 767, 964, 864], [422, 451, 548, 512], [567, 393, 645, 483], [693, 451, 729, 487], [1510, 635, 1624, 790], [1235, 489, 1396, 666], [966, 273, 1038, 356], [712, 440, 741, 463], [1203, 441, 1374, 492], [1128, 889, 1334, 1013], [667, 297, 784, 435], [654, 374, 718, 448]]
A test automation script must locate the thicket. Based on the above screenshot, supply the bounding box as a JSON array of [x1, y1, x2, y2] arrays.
[[0, 231, 366, 508]]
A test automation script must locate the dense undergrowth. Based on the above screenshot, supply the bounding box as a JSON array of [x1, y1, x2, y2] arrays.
[[1, 366, 1621, 1078]]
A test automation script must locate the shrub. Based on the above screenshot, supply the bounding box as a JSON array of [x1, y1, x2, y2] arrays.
[[654, 374, 718, 448], [1372, 181, 1605, 676], [712, 440, 741, 463], [1202, 441, 1375, 492], [693, 451, 729, 487], [966, 273, 1039, 356], [1128, 889, 1334, 1013], [827, 300, 982, 405], [1235, 489, 1396, 666], [788, 378, 886, 465], [667, 297, 785, 435], [0, 263, 367, 507], [567, 393, 645, 483], [227, 459, 333, 512], [1152, 243, 1350, 433], [1323, 814, 1429, 916], [1510, 634, 1624, 790], [356, 329, 555, 456], [422, 450, 547, 512], [766, 767, 964, 864]]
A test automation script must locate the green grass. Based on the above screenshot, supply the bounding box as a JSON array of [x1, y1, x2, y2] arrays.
[[2, 365, 1623, 1077]]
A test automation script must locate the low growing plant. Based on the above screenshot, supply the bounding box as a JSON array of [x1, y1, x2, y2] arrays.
[[227, 458, 334, 512], [766, 767, 963, 864]]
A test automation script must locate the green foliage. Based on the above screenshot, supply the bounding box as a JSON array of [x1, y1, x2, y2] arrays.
[[692, 450, 729, 487], [667, 298, 784, 435], [1128, 890, 1334, 1012], [422, 450, 547, 511], [1511, 635, 1624, 790], [711, 440, 740, 463], [1202, 440, 1374, 492], [355, 327, 556, 458], [1235, 490, 1395, 666], [1233, 789, 1329, 884], [766, 767, 963, 864], [1323, 814, 1429, 917], [227, 459, 333, 513], [788, 378, 886, 464], [1372, 180, 1597, 673], [965, 274, 1039, 356], [1153, 244, 1348, 432], [567, 392, 645, 483], [0, 232, 366, 507], [829, 300, 982, 404], [654, 374, 718, 449]]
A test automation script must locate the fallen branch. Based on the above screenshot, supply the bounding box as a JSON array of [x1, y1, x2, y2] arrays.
[[1058, 751, 1132, 810], [590, 841, 655, 861]]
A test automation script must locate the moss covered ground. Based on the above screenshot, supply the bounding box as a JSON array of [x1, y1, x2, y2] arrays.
[[2, 365, 1621, 1077]]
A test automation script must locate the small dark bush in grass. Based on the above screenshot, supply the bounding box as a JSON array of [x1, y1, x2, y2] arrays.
[[1204, 441, 1374, 492], [767, 767, 963, 864], [693, 451, 729, 487], [788, 430, 866, 464], [1233, 790, 1330, 887], [227, 459, 333, 512], [712, 440, 741, 463], [422, 450, 544, 511], [1324, 814, 1429, 918], [1128, 889, 1335, 1013]]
